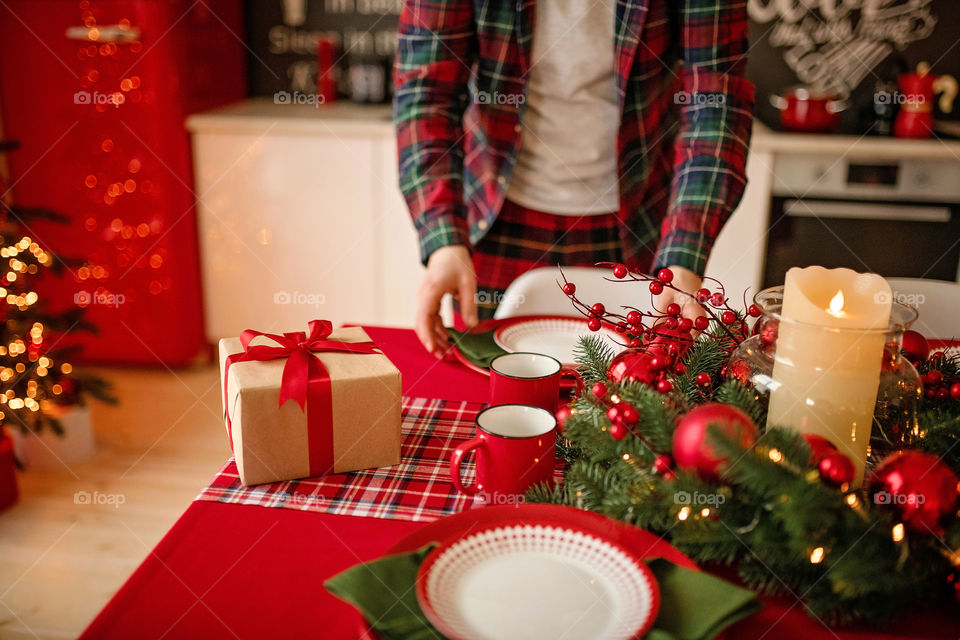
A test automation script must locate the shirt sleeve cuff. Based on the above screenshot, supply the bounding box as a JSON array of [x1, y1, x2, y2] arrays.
[[418, 212, 471, 265]]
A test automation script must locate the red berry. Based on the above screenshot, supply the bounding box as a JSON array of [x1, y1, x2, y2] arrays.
[[628, 338, 643, 348], [696, 288, 711, 303], [649, 281, 664, 295], [562, 282, 576, 296], [656, 379, 673, 393], [591, 302, 606, 316], [925, 386, 937, 399], [932, 351, 945, 360], [620, 404, 639, 425], [653, 455, 672, 474], [612, 264, 628, 279], [936, 387, 950, 401], [649, 355, 667, 371], [666, 343, 680, 358], [657, 268, 674, 284], [721, 310, 737, 325], [587, 318, 601, 331], [694, 316, 710, 331], [747, 304, 761, 318], [696, 372, 711, 387], [606, 405, 621, 422], [626, 310, 642, 325], [616, 322, 627, 333], [710, 293, 725, 307], [678, 317, 693, 333], [664, 317, 679, 330], [952, 383, 960, 401], [927, 370, 943, 386], [591, 381, 608, 399], [666, 303, 681, 316], [609, 421, 627, 440], [661, 469, 677, 481], [673, 362, 686, 374]]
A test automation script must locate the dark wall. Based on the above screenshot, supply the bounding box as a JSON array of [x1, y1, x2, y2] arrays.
[[746, 0, 960, 132]]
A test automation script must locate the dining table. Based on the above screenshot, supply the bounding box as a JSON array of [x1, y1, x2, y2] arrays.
[[80, 325, 959, 640]]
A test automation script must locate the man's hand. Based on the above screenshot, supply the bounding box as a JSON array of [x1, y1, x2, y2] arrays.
[[653, 265, 705, 324], [416, 245, 478, 357]]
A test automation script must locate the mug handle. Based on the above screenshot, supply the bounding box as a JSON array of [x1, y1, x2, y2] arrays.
[[560, 367, 584, 395], [450, 436, 484, 496]]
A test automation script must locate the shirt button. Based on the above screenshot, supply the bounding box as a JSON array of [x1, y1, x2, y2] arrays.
[[478, 219, 489, 230], [497, 176, 506, 185]]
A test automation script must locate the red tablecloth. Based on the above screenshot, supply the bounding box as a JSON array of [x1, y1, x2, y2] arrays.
[[81, 326, 958, 640]]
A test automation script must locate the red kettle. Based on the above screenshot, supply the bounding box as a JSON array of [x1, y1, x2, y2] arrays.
[[894, 62, 958, 138]]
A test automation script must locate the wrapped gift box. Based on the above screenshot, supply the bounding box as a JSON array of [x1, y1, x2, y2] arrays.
[[219, 324, 402, 486]]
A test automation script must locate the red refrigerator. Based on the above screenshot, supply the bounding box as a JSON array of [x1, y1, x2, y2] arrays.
[[0, 0, 246, 365]]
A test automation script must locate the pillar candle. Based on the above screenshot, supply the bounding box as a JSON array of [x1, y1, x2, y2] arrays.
[[767, 266, 892, 486]]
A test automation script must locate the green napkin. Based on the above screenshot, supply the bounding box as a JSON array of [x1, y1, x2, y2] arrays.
[[447, 328, 508, 369], [325, 547, 761, 640]]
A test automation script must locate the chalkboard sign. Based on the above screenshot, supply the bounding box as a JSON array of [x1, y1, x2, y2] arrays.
[[244, 0, 400, 98], [746, 0, 960, 133]]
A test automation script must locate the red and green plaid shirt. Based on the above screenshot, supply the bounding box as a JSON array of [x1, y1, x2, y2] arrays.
[[394, 0, 754, 275]]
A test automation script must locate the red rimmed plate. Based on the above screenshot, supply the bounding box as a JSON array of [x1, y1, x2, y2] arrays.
[[416, 521, 660, 640], [493, 315, 625, 367]]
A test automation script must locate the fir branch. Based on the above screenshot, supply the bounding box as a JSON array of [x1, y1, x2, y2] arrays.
[[715, 380, 767, 428], [573, 335, 615, 384]]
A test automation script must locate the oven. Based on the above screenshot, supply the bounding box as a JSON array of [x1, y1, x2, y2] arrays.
[[762, 154, 960, 288]]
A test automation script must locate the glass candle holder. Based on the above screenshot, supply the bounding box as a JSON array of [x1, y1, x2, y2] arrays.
[[728, 286, 921, 485]]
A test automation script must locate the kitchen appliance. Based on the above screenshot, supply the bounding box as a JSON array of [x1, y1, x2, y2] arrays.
[[894, 62, 958, 139], [770, 87, 848, 133], [763, 154, 960, 288]]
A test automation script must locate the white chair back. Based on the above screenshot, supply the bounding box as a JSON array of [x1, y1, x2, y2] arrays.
[[886, 277, 960, 340], [493, 266, 656, 319]]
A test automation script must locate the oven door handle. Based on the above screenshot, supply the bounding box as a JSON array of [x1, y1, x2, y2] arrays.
[[784, 199, 951, 223]]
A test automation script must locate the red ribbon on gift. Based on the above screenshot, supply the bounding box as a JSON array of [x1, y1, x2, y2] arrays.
[[222, 320, 380, 477]]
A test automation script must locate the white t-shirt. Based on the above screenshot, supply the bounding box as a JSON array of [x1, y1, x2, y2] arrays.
[[505, 0, 620, 215]]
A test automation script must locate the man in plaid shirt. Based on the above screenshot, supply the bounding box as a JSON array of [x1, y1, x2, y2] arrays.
[[395, 0, 754, 355]]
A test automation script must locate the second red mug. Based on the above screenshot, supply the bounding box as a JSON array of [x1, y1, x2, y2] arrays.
[[489, 352, 581, 413]]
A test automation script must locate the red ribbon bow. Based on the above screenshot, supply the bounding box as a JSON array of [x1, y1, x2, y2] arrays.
[[223, 320, 380, 477]]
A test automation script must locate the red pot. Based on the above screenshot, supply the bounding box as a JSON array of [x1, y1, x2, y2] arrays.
[[770, 87, 848, 133]]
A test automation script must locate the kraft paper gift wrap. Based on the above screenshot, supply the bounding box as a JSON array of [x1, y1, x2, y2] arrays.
[[219, 326, 402, 486]]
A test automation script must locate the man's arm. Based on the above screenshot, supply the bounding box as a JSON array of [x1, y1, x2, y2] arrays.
[[654, 0, 755, 277], [394, 0, 476, 265]]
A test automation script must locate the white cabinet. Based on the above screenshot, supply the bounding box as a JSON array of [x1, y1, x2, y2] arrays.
[[188, 100, 425, 340]]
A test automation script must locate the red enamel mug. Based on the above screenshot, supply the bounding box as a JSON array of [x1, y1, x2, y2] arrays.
[[489, 352, 582, 413], [449, 404, 556, 504]]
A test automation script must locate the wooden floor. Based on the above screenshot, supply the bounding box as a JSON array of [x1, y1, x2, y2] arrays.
[[0, 365, 229, 640]]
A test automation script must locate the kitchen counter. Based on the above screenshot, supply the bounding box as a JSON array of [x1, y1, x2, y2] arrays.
[[751, 121, 960, 160], [185, 98, 393, 137]]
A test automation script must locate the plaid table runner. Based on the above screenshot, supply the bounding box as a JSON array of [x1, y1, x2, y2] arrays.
[[195, 397, 563, 523]]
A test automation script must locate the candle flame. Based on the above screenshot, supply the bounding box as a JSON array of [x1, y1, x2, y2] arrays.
[[827, 290, 845, 317]]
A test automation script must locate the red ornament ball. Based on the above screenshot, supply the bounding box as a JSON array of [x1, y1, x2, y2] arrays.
[[590, 381, 608, 400], [672, 403, 758, 481], [952, 383, 960, 401], [900, 330, 929, 364], [608, 348, 657, 385], [801, 433, 838, 464], [562, 282, 576, 296], [818, 452, 856, 487], [657, 268, 674, 284], [587, 318, 602, 332], [612, 264, 628, 279], [609, 421, 627, 441], [869, 451, 960, 534], [649, 281, 664, 295], [653, 454, 672, 474], [556, 405, 573, 432]]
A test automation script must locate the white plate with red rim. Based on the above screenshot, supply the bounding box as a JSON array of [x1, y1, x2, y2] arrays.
[[416, 522, 660, 640], [493, 315, 626, 367]]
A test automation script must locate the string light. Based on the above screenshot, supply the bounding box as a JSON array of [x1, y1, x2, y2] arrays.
[[892, 523, 905, 543], [810, 547, 825, 564], [678, 507, 690, 521], [768, 448, 783, 463]]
